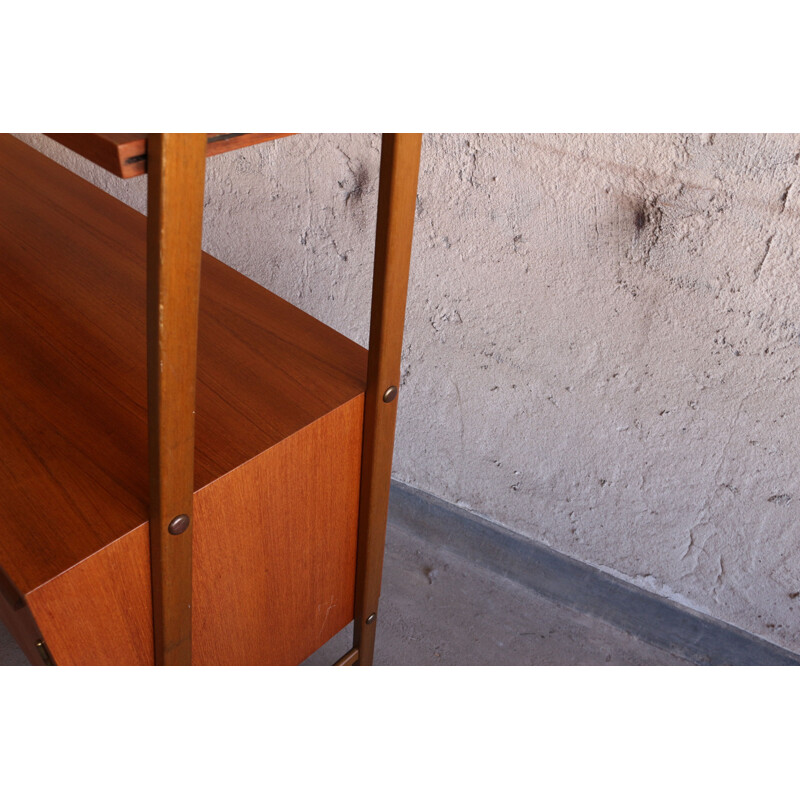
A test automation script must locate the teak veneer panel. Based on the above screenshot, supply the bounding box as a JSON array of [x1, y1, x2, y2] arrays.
[[26, 523, 154, 665], [25, 398, 363, 666], [192, 396, 362, 666], [0, 134, 367, 613], [44, 134, 295, 178]]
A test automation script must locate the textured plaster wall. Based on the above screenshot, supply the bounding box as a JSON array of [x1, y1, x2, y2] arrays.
[[15, 132, 800, 653]]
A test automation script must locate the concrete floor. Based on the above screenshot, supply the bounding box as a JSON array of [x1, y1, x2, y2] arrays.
[[0, 517, 688, 667], [304, 516, 689, 666]]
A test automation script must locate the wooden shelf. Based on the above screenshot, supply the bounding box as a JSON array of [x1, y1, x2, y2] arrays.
[[44, 133, 294, 178], [0, 134, 366, 664]]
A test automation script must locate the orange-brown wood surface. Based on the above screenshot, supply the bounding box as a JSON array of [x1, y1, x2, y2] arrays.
[[192, 397, 363, 666], [25, 398, 362, 666], [0, 133, 367, 620], [27, 524, 154, 665], [146, 133, 207, 665], [45, 133, 295, 178], [353, 134, 422, 665]]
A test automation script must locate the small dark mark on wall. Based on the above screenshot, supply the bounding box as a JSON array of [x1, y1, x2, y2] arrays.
[[754, 234, 774, 279], [767, 494, 792, 505], [424, 566, 439, 584], [779, 185, 791, 212]]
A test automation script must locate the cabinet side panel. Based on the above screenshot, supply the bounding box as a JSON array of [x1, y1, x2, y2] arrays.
[[192, 395, 364, 666], [26, 524, 153, 666], [23, 396, 363, 667]]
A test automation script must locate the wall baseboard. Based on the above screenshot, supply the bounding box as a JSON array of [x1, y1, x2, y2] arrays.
[[388, 481, 800, 666]]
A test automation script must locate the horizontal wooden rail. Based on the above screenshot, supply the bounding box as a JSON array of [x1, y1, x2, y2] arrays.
[[45, 133, 294, 178], [334, 647, 360, 666]]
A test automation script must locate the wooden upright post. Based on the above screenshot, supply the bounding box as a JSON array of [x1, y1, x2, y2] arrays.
[[146, 133, 207, 666], [353, 133, 422, 666]]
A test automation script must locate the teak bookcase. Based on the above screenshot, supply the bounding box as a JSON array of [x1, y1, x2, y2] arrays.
[[0, 132, 422, 666]]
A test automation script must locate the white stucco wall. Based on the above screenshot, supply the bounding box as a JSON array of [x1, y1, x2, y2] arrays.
[[15, 132, 800, 653]]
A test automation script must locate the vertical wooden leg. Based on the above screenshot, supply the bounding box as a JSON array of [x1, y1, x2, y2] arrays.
[[146, 133, 207, 666], [353, 133, 423, 666]]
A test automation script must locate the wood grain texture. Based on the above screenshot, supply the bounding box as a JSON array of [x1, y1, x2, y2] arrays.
[[0, 134, 367, 606], [192, 396, 363, 666], [353, 133, 422, 665], [43, 134, 144, 178], [146, 134, 206, 665], [25, 398, 362, 666], [26, 524, 154, 666], [44, 134, 295, 178]]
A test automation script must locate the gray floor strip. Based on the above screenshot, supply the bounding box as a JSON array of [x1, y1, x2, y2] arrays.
[[388, 481, 800, 666]]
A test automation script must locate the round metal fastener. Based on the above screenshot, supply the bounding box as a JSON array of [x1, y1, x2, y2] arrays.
[[366, 613, 377, 625], [168, 514, 190, 535], [382, 386, 398, 403]]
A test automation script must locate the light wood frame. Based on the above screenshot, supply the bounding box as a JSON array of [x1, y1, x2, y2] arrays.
[[146, 134, 207, 666], [143, 132, 422, 666]]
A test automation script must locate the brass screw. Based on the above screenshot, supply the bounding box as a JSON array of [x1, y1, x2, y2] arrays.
[[168, 514, 190, 535], [366, 613, 377, 625], [382, 386, 398, 403]]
